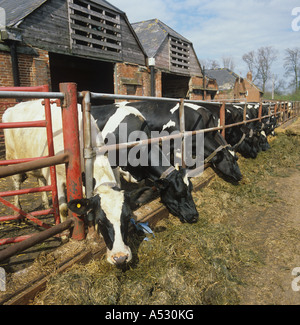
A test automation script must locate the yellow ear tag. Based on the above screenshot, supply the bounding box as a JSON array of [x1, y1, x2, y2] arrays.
[[77, 203, 81, 209]]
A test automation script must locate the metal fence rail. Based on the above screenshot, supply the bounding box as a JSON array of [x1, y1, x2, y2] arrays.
[[0, 85, 60, 227], [80, 91, 299, 200], [0, 83, 84, 263]]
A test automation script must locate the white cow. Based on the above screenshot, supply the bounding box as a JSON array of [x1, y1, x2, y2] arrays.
[[2, 99, 148, 265]]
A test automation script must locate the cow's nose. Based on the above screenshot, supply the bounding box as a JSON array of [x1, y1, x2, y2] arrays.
[[189, 216, 198, 223], [113, 255, 128, 265]]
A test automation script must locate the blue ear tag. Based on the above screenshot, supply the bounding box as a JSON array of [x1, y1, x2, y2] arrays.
[[130, 219, 155, 241]]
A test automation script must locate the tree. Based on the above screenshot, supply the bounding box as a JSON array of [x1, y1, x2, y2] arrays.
[[200, 59, 220, 70], [242, 51, 257, 81], [242, 46, 277, 93], [222, 56, 235, 71], [284, 47, 300, 93]]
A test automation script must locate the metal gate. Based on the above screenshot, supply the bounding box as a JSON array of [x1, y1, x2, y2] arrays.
[[0, 83, 85, 263]]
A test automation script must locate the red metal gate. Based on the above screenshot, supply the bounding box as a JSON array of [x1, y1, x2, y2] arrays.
[[0, 83, 85, 262], [0, 85, 60, 236]]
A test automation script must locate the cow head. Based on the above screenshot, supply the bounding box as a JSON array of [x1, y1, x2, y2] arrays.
[[68, 185, 152, 265], [155, 169, 198, 223], [208, 132, 242, 182], [233, 125, 258, 159], [211, 148, 242, 182]]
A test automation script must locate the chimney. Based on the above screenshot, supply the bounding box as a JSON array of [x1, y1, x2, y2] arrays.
[[247, 71, 252, 82]]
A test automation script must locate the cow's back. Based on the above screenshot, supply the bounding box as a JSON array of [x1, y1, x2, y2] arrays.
[[2, 99, 67, 184], [2, 99, 65, 161]]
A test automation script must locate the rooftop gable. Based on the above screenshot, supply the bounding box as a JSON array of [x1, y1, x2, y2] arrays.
[[205, 68, 239, 90], [132, 18, 190, 58], [0, 0, 124, 28], [0, 0, 47, 27]]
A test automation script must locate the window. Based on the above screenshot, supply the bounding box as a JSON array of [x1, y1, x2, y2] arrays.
[[126, 85, 137, 95], [68, 0, 122, 56], [169, 37, 190, 71]]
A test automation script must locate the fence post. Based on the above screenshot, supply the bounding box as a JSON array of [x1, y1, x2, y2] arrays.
[[82, 91, 94, 200], [220, 102, 226, 138], [42, 85, 60, 225], [278, 101, 282, 122], [179, 98, 186, 168], [258, 102, 262, 122], [59, 83, 85, 241], [243, 102, 247, 122]]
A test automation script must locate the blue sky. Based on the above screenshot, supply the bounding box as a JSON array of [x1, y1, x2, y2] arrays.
[[110, 0, 300, 91]]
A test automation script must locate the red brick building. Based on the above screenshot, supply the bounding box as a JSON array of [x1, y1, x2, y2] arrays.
[[132, 19, 218, 100], [206, 68, 263, 102], [0, 0, 218, 104], [0, 0, 150, 104]]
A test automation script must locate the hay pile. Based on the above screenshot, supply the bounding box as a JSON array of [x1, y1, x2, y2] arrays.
[[34, 216, 247, 305], [33, 127, 300, 305]]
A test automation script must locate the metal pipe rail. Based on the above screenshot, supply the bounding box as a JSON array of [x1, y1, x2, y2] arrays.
[[90, 92, 237, 105], [0, 85, 60, 226], [83, 93, 297, 155], [0, 219, 74, 263], [0, 91, 64, 99], [0, 152, 69, 178], [0, 83, 85, 265], [81, 91, 299, 199]]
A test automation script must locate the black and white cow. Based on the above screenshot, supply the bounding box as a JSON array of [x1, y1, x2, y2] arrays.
[[111, 101, 242, 182], [88, 104, 199, 224], [261, 103, 277, 136], [202, 103, 268, 159], [3, 100, 152, 265], [222, 104, 261, 158], [246, 104, 270, 153]]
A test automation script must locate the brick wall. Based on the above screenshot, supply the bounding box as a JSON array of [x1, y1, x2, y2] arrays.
[[115, 62, 151, 98], [0, 51, 14, 88], [0, 48, 51, 89], [245, 79, 262, 102], [0, 48, 51, 158], [189, 76, 218, 100], [18, 49, 51, 87]]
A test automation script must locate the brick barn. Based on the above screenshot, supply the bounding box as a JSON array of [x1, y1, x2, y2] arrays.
[[206, 68, 263, 102], [0, 0, 153, 104], [132, 19, 218, 100]]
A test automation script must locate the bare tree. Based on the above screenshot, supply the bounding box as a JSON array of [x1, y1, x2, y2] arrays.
[[242, 46, 277, 92], [242, 51, 257, 80], [200, 59, 220, 70], [284, 47, 300, 92], [257, 47, 277, 93], [222, 56, 235, 71]]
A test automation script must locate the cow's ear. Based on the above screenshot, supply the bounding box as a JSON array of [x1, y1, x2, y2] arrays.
[[68, 198, 91, 215], [125, 187, 155, 210]]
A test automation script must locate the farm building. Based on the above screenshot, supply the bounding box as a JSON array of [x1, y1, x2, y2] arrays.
[[206, 68, 263, 102], [132, 19, 218, 100], [244, 71, 264, 102], [0, 0, 153, 103]]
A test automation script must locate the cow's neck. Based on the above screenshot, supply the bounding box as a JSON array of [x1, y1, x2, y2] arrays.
[[93, 154, 118, 189]]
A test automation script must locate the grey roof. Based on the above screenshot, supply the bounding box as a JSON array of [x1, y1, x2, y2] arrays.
[[0, 0, 124, 27], [132, 19, 190, 58], [0, 0, 47, 27], [205, 68, 241, 90], [90, 0, 124, 14]]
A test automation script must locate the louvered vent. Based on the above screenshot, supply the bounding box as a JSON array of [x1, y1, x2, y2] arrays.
[[68, 0, 122, 57], [170, 37, 190, 71]]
